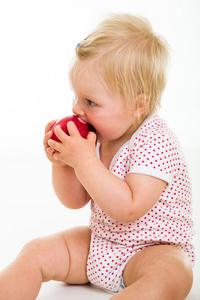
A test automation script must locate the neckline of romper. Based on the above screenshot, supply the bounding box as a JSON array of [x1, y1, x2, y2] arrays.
[[96, 113, 157, 170]]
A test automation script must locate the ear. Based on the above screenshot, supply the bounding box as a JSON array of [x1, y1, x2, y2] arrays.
[[133, 94, 149, 117]]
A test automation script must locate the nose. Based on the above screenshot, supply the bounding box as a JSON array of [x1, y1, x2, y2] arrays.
[[72, 98, 85, 117]]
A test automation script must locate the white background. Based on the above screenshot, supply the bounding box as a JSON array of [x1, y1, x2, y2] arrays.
[[0, 0, 199, 296]]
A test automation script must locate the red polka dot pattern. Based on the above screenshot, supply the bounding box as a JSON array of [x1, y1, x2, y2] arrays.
[[87, 114, 195, 292]]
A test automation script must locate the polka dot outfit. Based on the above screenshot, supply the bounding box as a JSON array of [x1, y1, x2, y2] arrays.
[[87, 114, 195, 293]]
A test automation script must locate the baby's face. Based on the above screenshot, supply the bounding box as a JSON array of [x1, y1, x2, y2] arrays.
[[70, 60, 138, 144]]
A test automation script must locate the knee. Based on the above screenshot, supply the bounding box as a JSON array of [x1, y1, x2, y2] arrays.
[[19, 237, 58, 282], [19, 238, 49, 266], [138, 251, 193, 299], [171, 257, 193, 299]]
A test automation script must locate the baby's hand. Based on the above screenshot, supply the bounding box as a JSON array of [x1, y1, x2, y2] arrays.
[[43, 120, 66, 167], [47, 121, 97, 169]]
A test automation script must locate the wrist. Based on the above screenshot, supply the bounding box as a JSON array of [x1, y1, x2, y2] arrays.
[[52, 163, 69, 170], [74, 153, 98, 172]]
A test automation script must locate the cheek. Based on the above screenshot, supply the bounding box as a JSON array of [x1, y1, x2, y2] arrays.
[[96, 123, 122, 142], [87, 110, 105, 127], [88, 108, 128, 139], [92, 121, 113, 142]]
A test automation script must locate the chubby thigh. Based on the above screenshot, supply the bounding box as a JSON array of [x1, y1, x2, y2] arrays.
[[122, 244, 193, 299], [28, 226, 92, 284], [58, 226, 91, 284]]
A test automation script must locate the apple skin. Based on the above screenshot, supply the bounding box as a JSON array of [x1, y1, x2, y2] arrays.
[[51, 115, 96, 142]]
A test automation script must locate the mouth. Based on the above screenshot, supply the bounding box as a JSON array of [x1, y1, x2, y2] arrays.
[[73, 115, 96, 136], [73, 115, 96, 132], [77, 117, 87, 124]]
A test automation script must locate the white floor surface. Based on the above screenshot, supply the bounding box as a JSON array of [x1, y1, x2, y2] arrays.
[[36, 281, 200, 300]]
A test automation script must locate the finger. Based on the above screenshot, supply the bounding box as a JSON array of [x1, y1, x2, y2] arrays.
[[46, 146, 54, 154], [45, 120, 56, 135], [48, 138, 62, 152], [87, 131, 97, 143], [45, 148, 56, 161], [67, 121, 81, 137], [43, 130, 53, 149], [53, 125, 69, 142], [53, 151, 62, 161]]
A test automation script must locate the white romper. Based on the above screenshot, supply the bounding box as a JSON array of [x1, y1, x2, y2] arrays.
[[86, 114, 195, 293]]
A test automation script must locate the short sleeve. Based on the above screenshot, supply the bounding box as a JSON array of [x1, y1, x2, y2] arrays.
[[128, 124, 185, 184]]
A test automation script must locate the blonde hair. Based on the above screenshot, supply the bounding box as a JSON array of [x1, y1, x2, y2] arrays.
[[73, 13, 170, 114]]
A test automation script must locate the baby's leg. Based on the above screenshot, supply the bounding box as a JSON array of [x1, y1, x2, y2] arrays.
[[0, 226, 91, 300], [110, 244, 193, 300]]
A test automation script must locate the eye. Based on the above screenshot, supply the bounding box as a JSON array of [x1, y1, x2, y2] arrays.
[[86, 99, 96, 106]]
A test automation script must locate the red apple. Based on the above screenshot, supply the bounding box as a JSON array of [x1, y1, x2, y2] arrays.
[[51, 115, 96, 142]]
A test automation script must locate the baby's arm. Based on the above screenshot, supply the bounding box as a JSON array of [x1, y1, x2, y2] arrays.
[[74, 154, 167, 222], [48, 122, 167, 223], [52, 164, 90, 209], [44, 121, 90, 209]]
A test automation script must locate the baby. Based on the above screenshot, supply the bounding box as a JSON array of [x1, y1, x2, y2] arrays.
[[0, 13, 195, 300]]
